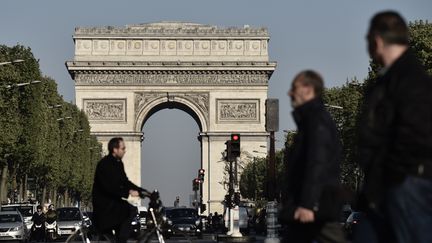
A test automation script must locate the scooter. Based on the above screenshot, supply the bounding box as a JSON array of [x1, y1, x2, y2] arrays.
[[45, 221, 57, 241], [31, 223, 44, 242]]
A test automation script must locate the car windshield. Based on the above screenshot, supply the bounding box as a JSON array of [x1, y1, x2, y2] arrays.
[[352, 212, 362, 220], [167, 209, 197, 219], [0, 214, 21, 223], [18, 206, 33, 217], [57, 209, 81, 221]]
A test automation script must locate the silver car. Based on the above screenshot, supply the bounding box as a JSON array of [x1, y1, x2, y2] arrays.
[[56, 207, 83, 238], [0, 211, 29, 242]]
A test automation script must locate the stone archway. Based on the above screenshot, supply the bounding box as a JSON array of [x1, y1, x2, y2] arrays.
[[66, 22, 276, 214]]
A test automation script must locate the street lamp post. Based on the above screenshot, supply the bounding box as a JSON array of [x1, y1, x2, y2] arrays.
[[56, 116, 72, 121], [324, 104, 344, 110], [48, 104, 62, 109], [4, 80, 42, 89], [0, 59, 24, 66]]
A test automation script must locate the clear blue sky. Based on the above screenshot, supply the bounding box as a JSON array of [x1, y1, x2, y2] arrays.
[[1, 0, 431, 205]]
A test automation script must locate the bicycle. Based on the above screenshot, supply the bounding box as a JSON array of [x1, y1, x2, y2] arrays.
[[65, 190, 193, 243]]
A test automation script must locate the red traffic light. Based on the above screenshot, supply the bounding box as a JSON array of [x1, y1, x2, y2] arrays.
[[232, 134, 240, 141], [199, 169, 205, 174], [194, 178, 201, 183]]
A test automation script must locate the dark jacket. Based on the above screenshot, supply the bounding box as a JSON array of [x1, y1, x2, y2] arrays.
[[358, 49, 432, 208], [31, 212, 45, 225], [45, 209, 57, 224], [283, 98, 342, 222], [92, 154, 142, 230]]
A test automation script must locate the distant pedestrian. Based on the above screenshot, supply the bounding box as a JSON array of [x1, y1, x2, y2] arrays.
[[174, 196, 180, 207], [281, 70, 346, 243], [356, 11, 432, 243]]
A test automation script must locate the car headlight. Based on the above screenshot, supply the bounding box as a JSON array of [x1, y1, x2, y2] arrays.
[[131, 221, 138, 225], [12, 226, 23, 231]]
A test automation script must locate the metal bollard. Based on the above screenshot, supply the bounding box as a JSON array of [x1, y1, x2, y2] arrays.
[[265, 201, 280, 243]]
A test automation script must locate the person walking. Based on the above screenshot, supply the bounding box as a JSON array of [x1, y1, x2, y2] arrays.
[[356, 11, 432, 243], [281, 70, 346, 243]]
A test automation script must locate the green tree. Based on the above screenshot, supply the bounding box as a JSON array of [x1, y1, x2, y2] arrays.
[[0, 44, 101, 206], [323, 79, 363, 191]]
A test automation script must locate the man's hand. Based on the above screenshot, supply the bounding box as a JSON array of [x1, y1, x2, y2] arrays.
[[129, 190, 139, 197], [294, 207, 315, 223]]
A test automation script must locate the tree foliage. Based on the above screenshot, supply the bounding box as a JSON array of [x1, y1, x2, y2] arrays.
[[0, 44, 101, 206]]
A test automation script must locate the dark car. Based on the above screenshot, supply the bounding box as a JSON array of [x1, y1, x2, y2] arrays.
[[344, 212, 363, 239], [162, 208, 202, 239]]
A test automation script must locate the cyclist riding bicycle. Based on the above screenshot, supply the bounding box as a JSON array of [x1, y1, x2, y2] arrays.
[[92, 137, 150, 243]]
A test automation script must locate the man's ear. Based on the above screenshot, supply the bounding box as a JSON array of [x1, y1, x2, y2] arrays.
[[305, 85, 315, 99], [375, 36, 385, 51]]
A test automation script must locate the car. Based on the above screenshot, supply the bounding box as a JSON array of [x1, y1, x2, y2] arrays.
[[56, 207, 83, 238], [0, 211, 30, 242], [344, 212, 363, 239], [162, 207, 202, 239], [1, 204, 37, 230]]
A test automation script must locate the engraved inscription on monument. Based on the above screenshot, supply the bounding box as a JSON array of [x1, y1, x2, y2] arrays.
[[74, 73, 268, 86], [83, 99, 126, 122], [217, 99, 260, 123]]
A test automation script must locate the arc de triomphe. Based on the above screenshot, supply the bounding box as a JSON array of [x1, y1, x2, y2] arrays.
[[66, 22, 276, 213]]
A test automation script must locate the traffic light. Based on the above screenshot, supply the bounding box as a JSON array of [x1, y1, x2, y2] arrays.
[[225, 134, 241, 161], [200, 203, 207, 213], [192, 178, 200, 191], [231, 134, 240, 158], [224, 194, 232, 208], [198, 169, 205, 181], [233, 192, 241, 206]]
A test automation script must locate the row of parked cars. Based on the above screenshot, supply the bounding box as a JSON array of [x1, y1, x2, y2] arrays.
[[0, 203, 94, 242]]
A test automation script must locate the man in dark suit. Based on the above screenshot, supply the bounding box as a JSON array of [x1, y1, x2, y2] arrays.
[[92, 137, 148, 243], [282, 70, 346, 243], [356, 11, 432, 243]]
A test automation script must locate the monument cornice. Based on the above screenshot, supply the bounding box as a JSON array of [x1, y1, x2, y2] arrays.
[[66, 61, 277, 81], [66, 60, 276, 67], [73, 22, 269, 38], [70, 70, 273, 86]]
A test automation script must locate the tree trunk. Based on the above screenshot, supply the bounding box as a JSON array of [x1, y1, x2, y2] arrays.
[[41, 185, 47, 205], [23, 174, 28, 202], [10, 166, 17, 198], [0, 167, 8, 204], [18, 179, 23, 203], [64, 190, 69, 207], [53, 189, 58, 207]]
